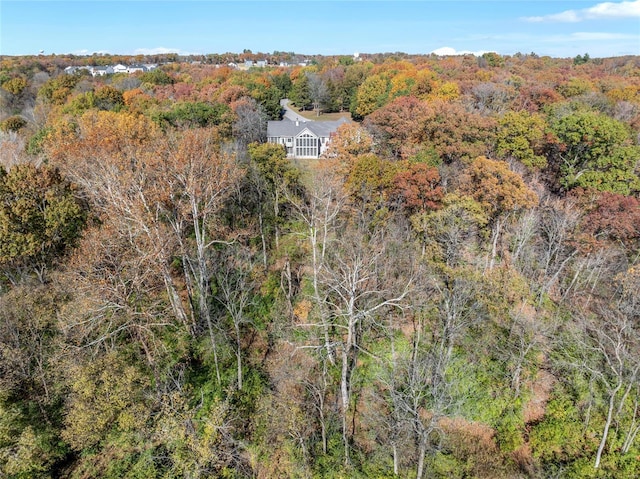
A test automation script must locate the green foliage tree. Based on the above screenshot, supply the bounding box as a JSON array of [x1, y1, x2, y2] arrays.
[[251, 82, 284, 120], [345, 153, 403, 208], [248, 142, 302, 255], [573, 52, 590, 65], [0, 286, 69, 479], [551, 110, 640, 194], [38, 74, 80, 105], [269, 71, 292, 98], [153, 101, 233, 133], [496, 110, 548, 170], [481, 51, 505, 67], [0, 164, 87, 284], [93, 85, 125, 111], [62, 352, 151, 451], [63, 85, 125, 114], [140, 68, 174, 85], [289, 70, 312, 110], [1, 77, 28, 96], [0, 115, 27, 132], [353, 73, 390, 118]]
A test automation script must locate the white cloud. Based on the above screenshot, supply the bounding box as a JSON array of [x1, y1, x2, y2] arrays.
[[72, 49, 111, 55], [523, 0, 640, 22], [133, 47, 196, 55], [431, 46, 489, 56], [585, 0, 640, 18], [526, 11, 581, 23]]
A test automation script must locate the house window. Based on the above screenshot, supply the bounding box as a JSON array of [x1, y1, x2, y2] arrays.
[[295, 133, 318, 157]]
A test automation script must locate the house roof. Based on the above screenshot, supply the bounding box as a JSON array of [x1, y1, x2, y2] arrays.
[[267, 117, 348, 138]]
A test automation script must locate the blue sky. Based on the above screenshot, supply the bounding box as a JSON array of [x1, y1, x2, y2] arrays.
[[1, 1, 638, 58]]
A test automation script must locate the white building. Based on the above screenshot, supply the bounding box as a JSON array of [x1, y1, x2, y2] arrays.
[[267, 117, 349, 159], [112, 64, 129, 74], [91, 66, 114, 76]]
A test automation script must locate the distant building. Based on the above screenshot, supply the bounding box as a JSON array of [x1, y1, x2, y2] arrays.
[[91, 66, 114, 76], [267, 117, 349, 159], [65, 63, 158, 77], [64, 65, 92, 75], [127, 64, 147, 73], [112, 64, 129, 74]]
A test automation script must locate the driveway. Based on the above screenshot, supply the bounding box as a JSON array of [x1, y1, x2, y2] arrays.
[[280, 99, 312, 122]]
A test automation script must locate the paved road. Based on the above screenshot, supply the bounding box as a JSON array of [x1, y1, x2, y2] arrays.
[[280, 99, 312, 123]]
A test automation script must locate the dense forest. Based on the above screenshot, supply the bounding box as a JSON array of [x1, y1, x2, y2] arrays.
[[1, 50, 639, 478]]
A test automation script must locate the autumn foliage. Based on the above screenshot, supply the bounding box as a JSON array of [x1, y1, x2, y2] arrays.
[[1, 51, 639, 479]]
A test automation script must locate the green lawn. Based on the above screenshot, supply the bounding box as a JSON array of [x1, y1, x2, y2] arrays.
[[287, 103, 352, 122]]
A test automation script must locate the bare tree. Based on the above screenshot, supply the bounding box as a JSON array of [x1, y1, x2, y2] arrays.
[[214, 245, 257, 391], [564, 299, 640, 469], [289, 168, 347, 364], [162, 129, 243, 386], [55, 126, 242, 386], [232, 97, 268, 147], [307, 72, 329, 117], [535, 197, 581, 303], [469, 82, 515, 115], [385, 312, 458, 479], [319, 221, 413, 465]]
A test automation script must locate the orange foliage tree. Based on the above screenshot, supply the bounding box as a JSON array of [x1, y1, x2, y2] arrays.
[[364, 96, 431, 159]]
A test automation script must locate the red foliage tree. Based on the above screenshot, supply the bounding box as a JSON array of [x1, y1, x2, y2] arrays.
[[582, 191, 640, 250], [392, 163, 443, 214], [364, 96, 431, 159]]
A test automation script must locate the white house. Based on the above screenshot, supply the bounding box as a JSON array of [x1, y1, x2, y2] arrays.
[[64, 65, 93, 75], [112, 64, 129, 74], [91, 66, 114, 76], [128, 64, 147, 73], [267, 117, 349, 159], [65, 63, 158, 77]]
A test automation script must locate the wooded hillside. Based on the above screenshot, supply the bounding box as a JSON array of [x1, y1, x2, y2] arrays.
[[1, 51, 639, 478]]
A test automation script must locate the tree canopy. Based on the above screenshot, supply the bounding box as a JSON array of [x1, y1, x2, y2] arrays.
[[1, 51, 639, 479]]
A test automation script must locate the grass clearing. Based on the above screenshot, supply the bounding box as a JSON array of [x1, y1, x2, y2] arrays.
[[287, 104, 352, 122]]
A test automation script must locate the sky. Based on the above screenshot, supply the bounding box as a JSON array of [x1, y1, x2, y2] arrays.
[[0, 0, 638, 58]]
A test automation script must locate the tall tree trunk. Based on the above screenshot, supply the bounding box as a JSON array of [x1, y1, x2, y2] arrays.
[[258, 207, 268, 268], [341, 342, 352, 466], [310, 224, 334, 364], [235, 321, 243, 390], [595, 382, 622, 468], [162, 265, 189, 331], [416, 438, 427, 479], [393, 443, 399, 476], [487, 218, 502, 272]]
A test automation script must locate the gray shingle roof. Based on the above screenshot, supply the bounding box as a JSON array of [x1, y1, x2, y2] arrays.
[[267, 117, 348, 138]]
